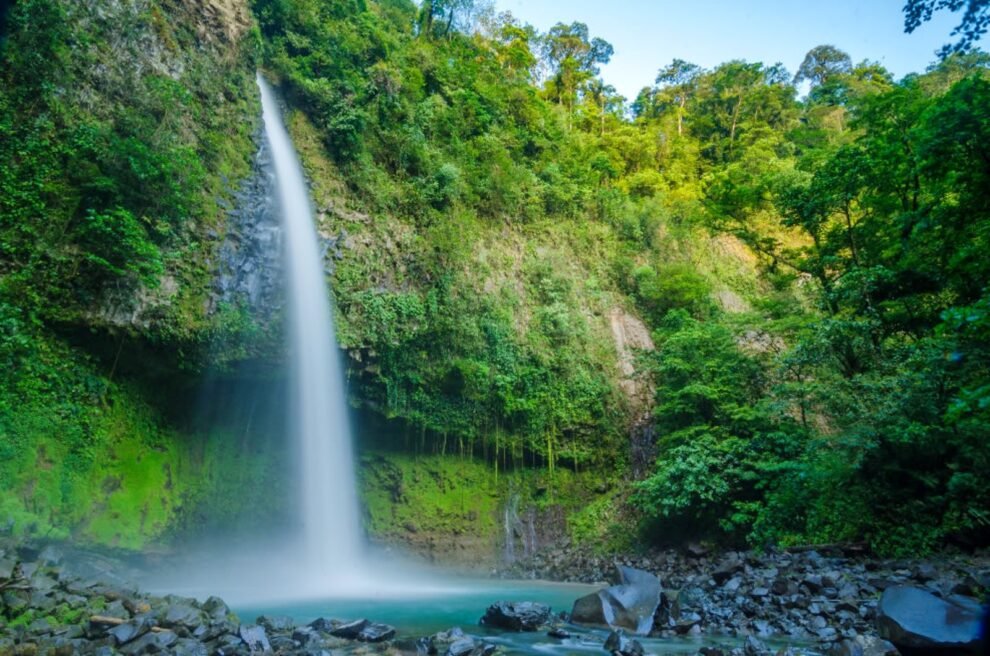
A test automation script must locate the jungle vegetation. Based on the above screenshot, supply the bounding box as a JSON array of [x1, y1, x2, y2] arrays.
[[1, 0, 988, 555]]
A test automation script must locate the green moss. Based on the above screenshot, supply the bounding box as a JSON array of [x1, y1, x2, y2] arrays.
[[361, 453, 500, 538], [51, 605, 86, 626], [6, 610, 35, 629], [567, 491, 639, 553], [0, 327, 282, 549], [360, 449, 620, 549]]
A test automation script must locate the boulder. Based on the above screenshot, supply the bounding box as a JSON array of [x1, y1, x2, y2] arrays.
[[292, 625, 318, 646], [570, 565, 661, 635], [712, 556, 744, 585], [238, 624, 271, 652], [171, 638, 210, 656], [108, 619, 151, 646], [480, 601, 552, 631], [826, 636, 900, 656], [876, 585, 982, 653], [162, 602, 203, 629], [257, 614, 295, 633], [572, 591, 609, 625], [270, 634, 298, 651], [418, 627, 467, 655], [447, 637, 478, 656], [102, 600, 130, 620], [358, 621, 396, 642], [415, 630, 494, 656], [201, 596, 231, 622], [309, 617, 336, 633], [326, 618, 396, 642], [452, 644, 497, 656], [119, 629, 178, 655], [743, 635, 770, 656], [603, 629, 644, 656], [328, 618, 368, 639]]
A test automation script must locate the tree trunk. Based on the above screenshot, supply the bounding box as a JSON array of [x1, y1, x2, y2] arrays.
[[419, 0, 434, 38], [729, 98, 741, 145], [443, 8, 455, 38], [843, 204, 861, 267]]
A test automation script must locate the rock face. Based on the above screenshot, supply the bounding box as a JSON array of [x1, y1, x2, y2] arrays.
[[479, 601, 552, 631], [876, 585, 983, 653], [608, 308, 656, 414], [212, 123, 350, 322], [571, 565, 661, 635], [212, 129, 283, 318]]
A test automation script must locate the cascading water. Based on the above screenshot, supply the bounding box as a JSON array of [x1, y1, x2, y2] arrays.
[[257, 74, 363, 581], [151, 76, 462, 604]]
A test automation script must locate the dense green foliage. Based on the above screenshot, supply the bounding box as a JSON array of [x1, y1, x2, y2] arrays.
[[0, 301, 285, 546], [254, 0, 633, 475], [0, 0, 277, 545], [1, 0, 988, 556], [0, 0, 257, 336], [629, 51, 990, 554], [250, 0, 990, 554]]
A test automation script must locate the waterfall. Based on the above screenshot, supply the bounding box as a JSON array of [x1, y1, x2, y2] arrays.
[[257, 74, 363, 580], [145, 78, 461, 603]]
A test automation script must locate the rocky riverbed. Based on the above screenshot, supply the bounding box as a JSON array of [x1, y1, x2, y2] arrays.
[[0, 540, 408, 655], [1, 539, 987, 655], [498, 544, 989, 654]]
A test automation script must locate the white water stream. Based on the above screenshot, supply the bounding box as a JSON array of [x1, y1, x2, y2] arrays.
[[257, 74, 363, 584], [149, 76, 460, 604]]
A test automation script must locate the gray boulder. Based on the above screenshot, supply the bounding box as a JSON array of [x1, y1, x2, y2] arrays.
[[162, 602, 203, 629], [327, 618, 396, 642], [826, 636, 900, 656], [201, 596, 231, 622], [570, 565, 661, 635], [238, 624, 271, 652], [119, 629, 178, 655], [358, 621, 397, 642], [480, 601, 552, 631], [876, 585, 982, 653], [257, 614, 295, 633], [108, 619, 151, 646], [447, 637, 478, 656], [743, 635, 770, 656], [328, 618, 368, 639], [603, 628, 645, 656]]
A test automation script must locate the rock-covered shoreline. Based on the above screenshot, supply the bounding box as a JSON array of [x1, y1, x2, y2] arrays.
[[0, 541, 407, 655], [498, 544, 989, 654], [2, 539, 987, 655]]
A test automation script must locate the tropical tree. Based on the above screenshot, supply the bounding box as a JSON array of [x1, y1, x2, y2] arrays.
[[541, 22, 613, 120], [904, 0, 990, 56]]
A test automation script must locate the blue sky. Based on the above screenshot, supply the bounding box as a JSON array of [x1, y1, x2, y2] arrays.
[[491, 0, 988, 100]]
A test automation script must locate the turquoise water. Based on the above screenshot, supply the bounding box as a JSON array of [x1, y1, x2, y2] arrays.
[[236, 579, 594, 636], [235, 579, 817, 655]]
